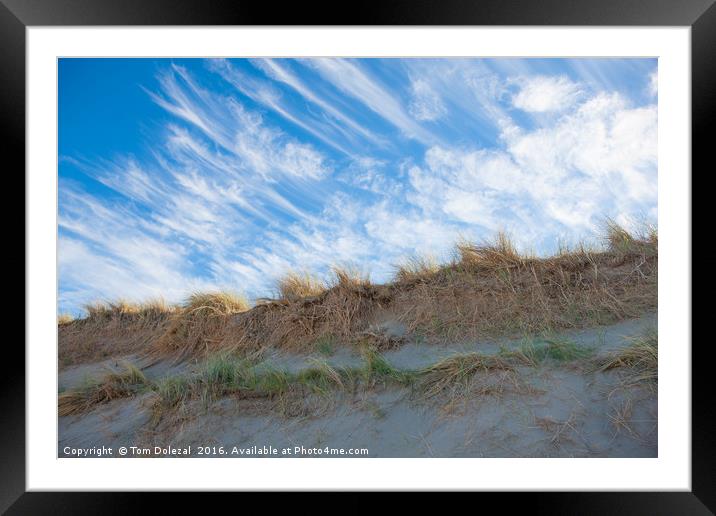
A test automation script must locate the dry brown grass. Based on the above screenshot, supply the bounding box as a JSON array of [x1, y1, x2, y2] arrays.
[[152, 292, 249, 360], [217, 267, 386, 356], [58, 313, 75, 325], [608, 398, 638, 438], [604, 219, 658, 258], [392, 228, 656, 341], [276, 271, 326, 301], [394, 255, 440, 283], [61, 224, 657, 364], [456, 231, 524, 269], [59, 299, 177, 368], [534, 411, 583, 447], [330, 265, 372, 288], [58, 361, 148, 416], [417, 353, 516, 399], [82, 299, 174, 321], [596, 328, 657, 388]]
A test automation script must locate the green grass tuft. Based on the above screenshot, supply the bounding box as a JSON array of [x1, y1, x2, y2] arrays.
[[361, 348, 415, 385], [509, 337, 595, 364], [314, 335, 336, 356]]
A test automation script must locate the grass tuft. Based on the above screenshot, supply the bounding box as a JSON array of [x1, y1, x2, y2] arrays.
[[394, 255, 440, 283], [296, 359, 348, 394], [314, 335, 336, 356], [253, 367, 292, 395], [361, 348, 415, 385], [154, 375, 191, 409], [596, 328, 657, 387], [277, 271, 326, 301], [604, 219, 658, 258], [153, 291, 249, 360], [202, 353, 239, 387], [457, 231, 522, 270], [58, 361, 148, 416], [418, 353, 514, 399], [58, 313, 75, 325], [83, 298, 173, 321], [184, 291, 250, 315], [331, 265, 372, 289], [503, 337, 594, 365]]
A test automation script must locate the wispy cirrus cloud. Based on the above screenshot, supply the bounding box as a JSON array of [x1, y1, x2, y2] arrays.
[[208, 59, 357, 156], [58, 58, 657, 314], [305, 58, 439, 144], [251, 58, 387, 149]]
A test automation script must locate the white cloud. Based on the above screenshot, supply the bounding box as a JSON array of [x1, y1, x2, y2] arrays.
[[59, 59, 658, 314], [407, 148, 528, 233], [408, 79, 446, 121], [209, 59, 357, 156], [58, 210, 220, 313], [251, 58, 386, 148], [511, 75, 583, 113], [150, 66, 332, 183], [404, 91, 657, 243], [364, 202, 461, 254], [59, 65, 340, 313], [335, 157, 403, 197], [400, 59, 514, 136], [506, 92, 657, 199], [306, 58, 437, 144]]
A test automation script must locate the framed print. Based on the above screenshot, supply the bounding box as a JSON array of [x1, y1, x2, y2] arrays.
[[5, 0, 711, 510]]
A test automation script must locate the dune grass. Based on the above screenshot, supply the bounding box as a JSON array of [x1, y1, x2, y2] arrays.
[[392, 224, 656, 344], [59, 324, 654, 419], [153, 375, 192, 410], [394, 255, 440, 283], [295, 359, 349, 394], [604, 219, 658, 258], [61, 346, 419, 417], [58, 299, 177, 367], [500, 337, 595, 366], [58, 362, 148, 416], [417, 353, 516, 399], [83, 298, 174, 321], [361, 348, 416, 385], [596, 328, 657, 387], [313, 335, 337, 356], [276, 271, 327, 301], [152, 291, 249, 360], [184, 292, 250, 315], [330, 265, 372, 289], [456, 231, 524, 270], [60, 223, 657, 364], [58, 313, 75, 325]]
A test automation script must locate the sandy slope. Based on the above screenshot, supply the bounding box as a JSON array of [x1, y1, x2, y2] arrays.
[[58, 313, 657, 458]]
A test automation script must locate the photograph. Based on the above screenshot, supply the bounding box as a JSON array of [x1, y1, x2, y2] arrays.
[[57, 56, 659, 459], [6, 0, 705, 503]]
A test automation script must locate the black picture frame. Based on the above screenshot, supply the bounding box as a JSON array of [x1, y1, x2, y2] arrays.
[[4, 0, 710, 511]]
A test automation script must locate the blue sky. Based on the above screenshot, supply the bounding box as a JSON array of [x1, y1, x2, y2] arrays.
[[58, 58, 658, 315]]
